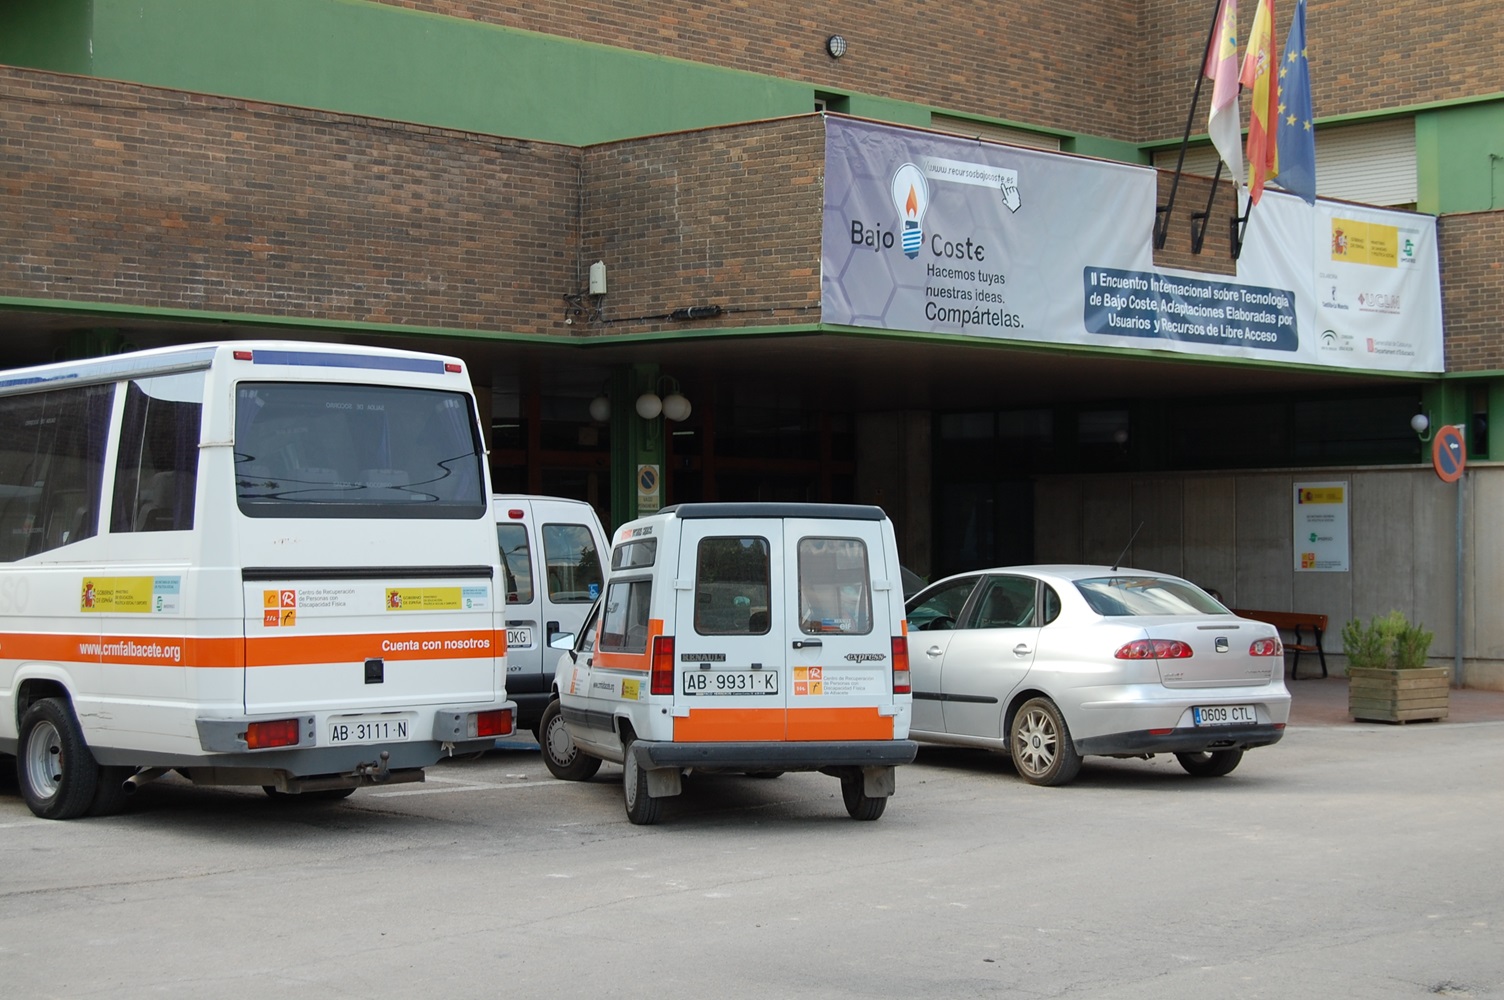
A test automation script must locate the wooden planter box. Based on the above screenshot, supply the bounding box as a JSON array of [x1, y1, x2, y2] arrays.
[[1348, 666, 1450, 723]]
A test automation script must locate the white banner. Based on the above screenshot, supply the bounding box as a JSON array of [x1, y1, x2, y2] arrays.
[[821, 118, 1444, 373]]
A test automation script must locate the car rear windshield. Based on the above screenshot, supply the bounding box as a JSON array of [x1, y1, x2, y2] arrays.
[[1074, 576, 1224, 617], [234, 382, 486, 519]]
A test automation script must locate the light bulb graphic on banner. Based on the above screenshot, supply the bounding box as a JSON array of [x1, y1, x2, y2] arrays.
[[890, 162, 928, 259]]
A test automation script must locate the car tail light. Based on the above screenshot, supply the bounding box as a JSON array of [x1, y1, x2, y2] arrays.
[[473, 709, 514, 738], [1114, 639, 1193, 660], [1249, 637, 1282, 656], [245, 718, 300, 749], [650, 635, 675, 695], [891, 636, 910, 694]]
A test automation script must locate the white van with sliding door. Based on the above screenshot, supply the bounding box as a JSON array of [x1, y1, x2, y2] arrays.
[[0, 342, 514, 819], [543, 502, 917, 824], [492, 495, 607, 738]]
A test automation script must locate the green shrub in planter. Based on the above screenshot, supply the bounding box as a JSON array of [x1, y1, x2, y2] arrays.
[[1341, 610, 1435, 671]]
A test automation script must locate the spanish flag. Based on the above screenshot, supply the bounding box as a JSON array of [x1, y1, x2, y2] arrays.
[[1240, 0, 1278, 203]]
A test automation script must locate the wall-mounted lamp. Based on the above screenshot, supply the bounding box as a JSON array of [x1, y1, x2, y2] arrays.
[[588, 393, 612, 423], [636, 376, 692, 423], [826, 34, 847, 59], [1411, 412, 1431, 441]]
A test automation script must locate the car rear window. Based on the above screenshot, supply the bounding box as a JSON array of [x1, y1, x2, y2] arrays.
[[1074, 576, 1223, 617]]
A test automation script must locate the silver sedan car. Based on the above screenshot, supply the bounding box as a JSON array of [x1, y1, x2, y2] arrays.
[[905, 566, 1292, 785]]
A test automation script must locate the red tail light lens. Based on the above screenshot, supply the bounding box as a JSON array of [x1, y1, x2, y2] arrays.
[[650, 635, 675, 695], [1249, 637, 1282, 657], [1114, 639, 1193, 660], [891, 636, 910, 694], [474, 708, 514, 738], [245, 718, 300, 749]]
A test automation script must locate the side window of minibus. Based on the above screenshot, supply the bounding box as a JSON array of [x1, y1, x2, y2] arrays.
[[0, 384, 113, 560], [110, 373, 204, 533]]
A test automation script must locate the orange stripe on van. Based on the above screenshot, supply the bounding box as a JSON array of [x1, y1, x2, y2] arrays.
[[674, 707, 787, 742], [245, 629, 501, 667], [786, 707, 895, 741], [591, 618, 664, 674]]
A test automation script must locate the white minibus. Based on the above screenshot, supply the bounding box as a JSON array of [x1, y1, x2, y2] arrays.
[[0, 342, 514, 819]]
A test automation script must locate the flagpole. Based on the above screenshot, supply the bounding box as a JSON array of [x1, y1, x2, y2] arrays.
[[1154, 0, 1229, 250]]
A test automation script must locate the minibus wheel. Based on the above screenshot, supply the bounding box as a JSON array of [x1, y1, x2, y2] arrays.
[[17, 697, 101, 820]]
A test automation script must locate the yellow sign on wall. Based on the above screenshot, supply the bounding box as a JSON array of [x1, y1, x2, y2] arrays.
[[1331, 218, 1399, 268]]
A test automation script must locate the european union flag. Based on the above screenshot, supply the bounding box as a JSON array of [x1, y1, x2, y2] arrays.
[[1276, 0, 1317, 204]]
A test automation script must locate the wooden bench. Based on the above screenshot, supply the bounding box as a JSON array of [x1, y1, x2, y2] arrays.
[[1231, 609, 1329, 680]]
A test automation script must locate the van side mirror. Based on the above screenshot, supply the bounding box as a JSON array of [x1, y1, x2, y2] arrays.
[[548, 632, 576, 650]]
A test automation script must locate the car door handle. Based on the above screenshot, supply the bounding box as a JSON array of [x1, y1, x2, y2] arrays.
[[926, 645, 944, 658], [1013, 643, 1032, 656], [792, 639, 822, 649]]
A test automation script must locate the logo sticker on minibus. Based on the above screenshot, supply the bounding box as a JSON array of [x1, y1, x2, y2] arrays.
[[383, 586, 490, 611], [81, 576, 181, 614]]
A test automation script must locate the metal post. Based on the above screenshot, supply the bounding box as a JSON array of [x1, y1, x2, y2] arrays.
[[1455, 471, 1465, 686]]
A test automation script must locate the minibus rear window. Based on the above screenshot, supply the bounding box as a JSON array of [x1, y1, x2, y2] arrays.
[[234, 382, 486, 519]]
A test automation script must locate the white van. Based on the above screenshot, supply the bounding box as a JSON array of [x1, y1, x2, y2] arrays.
[[492, 495, 607, 737], [542, 502, 917, 824], [0, 342, 514, 819]]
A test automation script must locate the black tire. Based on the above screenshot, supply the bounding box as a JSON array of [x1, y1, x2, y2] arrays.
[[17, 697, 101, 820], [1175, 748, 1244, 777], [89, 766, 135, 817], [262, 785, 358, 801], [1008, 697, 1083, 787], [840, 773, 887, 821], [540, 699, 602, 782], [622, 738, 660, 825]]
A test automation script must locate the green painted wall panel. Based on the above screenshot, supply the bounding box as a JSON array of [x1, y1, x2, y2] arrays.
[[0, 0, 94, 74], [1417, 102, 1504, 214], [84, 0, 811, 145]]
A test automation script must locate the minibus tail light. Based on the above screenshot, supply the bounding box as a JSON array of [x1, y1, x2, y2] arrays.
[[245, 718, 300, 749], [445, 362, 463, 373], [473, 708, 514, 738], [891, 636, 910, 695], [233, 350, 253, 361], [650, 635, 675, 695]]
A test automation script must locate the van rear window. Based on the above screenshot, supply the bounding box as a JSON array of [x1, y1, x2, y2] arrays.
[[694, 536, 771, 635], [797, 537, 873, 635], [234, 383, 486, 519]]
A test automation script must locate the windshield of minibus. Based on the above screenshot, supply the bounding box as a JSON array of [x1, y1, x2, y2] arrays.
[[234, 382, 486, 518]]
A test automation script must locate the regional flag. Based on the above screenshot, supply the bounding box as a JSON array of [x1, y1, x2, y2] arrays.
[[1275, 0, 1316, 203], [1204, 0, 1246, 198], [1240, 0, 1278, 203]]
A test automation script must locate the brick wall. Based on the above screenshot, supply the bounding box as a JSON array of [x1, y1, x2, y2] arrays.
[[1438, 211, 1504, 371], [578, 118, 825, 336], [381, 1, 1504, 143], [0, 66, 580, 335]]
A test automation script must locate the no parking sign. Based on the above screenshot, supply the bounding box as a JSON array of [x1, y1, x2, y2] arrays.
[[1432, 425, 1466, 483]]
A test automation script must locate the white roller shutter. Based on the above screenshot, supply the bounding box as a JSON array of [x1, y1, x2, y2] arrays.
[[1152, 117, 1416, 207], [930, 114, 1061, 151]]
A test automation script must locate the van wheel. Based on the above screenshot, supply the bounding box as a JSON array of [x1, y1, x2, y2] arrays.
[[1009, 697, 1083, 787], [540, 700, 602, 782], [89, 766, 135, 817], [840, 773, 887, 821], [1175, 748, 1244, 777], [622, 739, 660, 825], [18, 697, 101, 820]]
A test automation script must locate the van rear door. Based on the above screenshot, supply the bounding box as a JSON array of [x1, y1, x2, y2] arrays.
[[782, 517, 898, 742], [671, 518, 788, 742]]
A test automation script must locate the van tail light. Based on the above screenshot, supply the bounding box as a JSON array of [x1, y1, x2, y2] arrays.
[[245, 718, 300, 749], [1114, 639, 1193, 660], [1249, 637, 1282, 656], [891, 636, 910, 695], [650, 635, 675, 696]]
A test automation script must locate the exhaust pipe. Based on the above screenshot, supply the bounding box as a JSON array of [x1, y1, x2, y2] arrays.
[[122, 767, 170, 795]]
